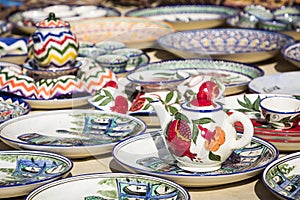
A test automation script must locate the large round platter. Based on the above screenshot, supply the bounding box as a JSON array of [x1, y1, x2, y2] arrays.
[[125, 5, 238, 30], [0, 150, 73, 198], [0, 93, 30, 123], [249, 71, 300, 96], [26, 172, 190, 200], [218, 93, 300, 151], [0, 109, 146, 158], [0, 37, 27, 64], [281, 42, 300, 69], [70, 17, 174, 49], [135, 59, 264, 95], [262, 152, 300, 200], [157, 28, 294, 63], [112, 131, 278, 187], [7, 5, 121, 34]]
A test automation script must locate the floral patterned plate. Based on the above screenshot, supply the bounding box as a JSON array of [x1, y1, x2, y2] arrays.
[[157, 28, 294, 63], [26, 172, 190, 200], [0, 93, 30, 123], [0, 109, 146, 158], [262, 151, 300, 200], [218, 93, 300, 151], [0, 150, 72, 198], [112, 131, 278, 187]]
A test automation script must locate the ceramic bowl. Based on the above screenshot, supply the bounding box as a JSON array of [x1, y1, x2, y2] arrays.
[[157, 28, 294, 63], [95, 41, 126, 53], [96, 54, 129, 74], [127, 69, 190, 90], [238, 11, 259, 28], [258, 20, 287, 31], [0, 20, 13, 36], [125, 5, 239, 30], [0, 37, 28, 64], [244, 5, 274, 21], [259, 96, 300, 130], [274, 6, 300, 23], [282, 42, 300, 69], [78, 47, 106, 59], [112, 48, 144, 71], [70, 17, 174, 49]]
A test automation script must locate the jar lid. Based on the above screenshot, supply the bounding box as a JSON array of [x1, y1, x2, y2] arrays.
[[36, 12, 70, 28]]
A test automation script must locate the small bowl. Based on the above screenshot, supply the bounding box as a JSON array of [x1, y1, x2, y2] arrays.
[[95, 41, 126, 53], [259, 20, 287, 31], [238, 11, 259, 28], [96, 54, 128, 73], [126, 69, 190, 90], [259, 96, 300, 130], [78, 47, 106, 59], [112, 48, 144, 71], [281, 42, 300, 69]]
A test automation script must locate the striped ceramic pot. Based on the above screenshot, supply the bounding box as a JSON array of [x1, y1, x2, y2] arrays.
[[28, 12, 79, 69]]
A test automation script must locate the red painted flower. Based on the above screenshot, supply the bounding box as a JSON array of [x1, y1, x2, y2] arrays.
[[110, 95, 128, 114], [198, 125, 225, 152]]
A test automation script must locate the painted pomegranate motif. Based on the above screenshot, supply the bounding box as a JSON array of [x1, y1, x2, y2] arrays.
[[166, 119, 197, 160], [197, 81, 220, 101], [130, 97, 146, 112], [198, 125, 226, 152], [110, 95, 128, 114]]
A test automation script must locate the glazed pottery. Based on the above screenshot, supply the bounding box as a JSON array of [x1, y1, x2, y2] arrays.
[[113, 131, 278, 187], [281, 42, 300, 69], [0, 150, 72, 198], [259, 96, 300, 129], [149, 82, 254, 172], [27, 12, 79, 69], [26, 173, 190, 200]]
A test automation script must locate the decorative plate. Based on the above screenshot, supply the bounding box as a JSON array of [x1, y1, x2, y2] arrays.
[[125, 5, 238, 30], [0, 93, 30, 123], [135, 59, 264, 95], [218, 93, 300, 151], [157, 28, 294, 63], [7, 5, 121, 34], [26, 172, 190, 200], [0, 58, 116, 109], [0, 37, 27, 57], [70, 17, 174, 49], [263, 151, 300, 200], [0, 150, 73, 198], [0, 20, 13, 36], [112, 131, 278, 187], [249, 71, 300, 96], [0, 109, 146, 158], [281, 42, 300, 69]]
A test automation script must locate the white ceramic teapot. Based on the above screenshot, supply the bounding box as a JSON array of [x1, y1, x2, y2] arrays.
[[150, 81, 254, 172]]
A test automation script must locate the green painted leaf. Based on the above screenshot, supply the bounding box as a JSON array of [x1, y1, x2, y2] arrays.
[[99, 98, 113, 106], [253, 95, 261, 111], [192, 117, 215, 125], [209, 151, 221, 161], [145, 97, 155, 103], [103, 90, 113, 99], [168, 105, 178, 115], [192, 123, 199, 144], [143, 103, 150, 110], [175, 112, 190, 123], [165, 91, 174, 104], [93, 95, 106, 102], [237, 98, 250, 109]]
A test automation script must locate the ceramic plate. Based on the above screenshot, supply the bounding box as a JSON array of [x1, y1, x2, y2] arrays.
[[0, 109, 146, 158], [112, 131, 278, 187], [263, 152, 300, 200], [7, 5, 121, 34], [0, 37, 27, 57], [218, 93, 300, 151], [70, 17, 174, 49], [135, 59, 264, 95], [125, 5, 238, 30], [249, 71, 300, 96], [0, 20, 13, 36], [0, 150, 72, 198], [0, 93, 30, 123], [281, 42, 300, 69], [26, 172, 190, 200], [157, 28, 294, 63]]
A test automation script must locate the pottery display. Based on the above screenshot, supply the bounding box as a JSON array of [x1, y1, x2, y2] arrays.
[[281, 42, 300, 69]]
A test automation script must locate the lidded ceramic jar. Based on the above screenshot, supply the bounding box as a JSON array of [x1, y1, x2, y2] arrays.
[[27, 12, 79, 69]]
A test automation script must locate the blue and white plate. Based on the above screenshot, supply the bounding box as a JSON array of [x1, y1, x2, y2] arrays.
[[0, 109, 146, 158], [125, 5, 239, 30], [0, 150, 73, 198], [263, 151, 300, 200], [0, 93, 30, 123], [26, 172, 190, 200], [113, 131, 278, 187], [157, 28, 294, 63], [281, 42, 300, 69]]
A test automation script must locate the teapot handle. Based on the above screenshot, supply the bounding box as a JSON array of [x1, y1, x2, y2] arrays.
[[227, 111, 254, 149]]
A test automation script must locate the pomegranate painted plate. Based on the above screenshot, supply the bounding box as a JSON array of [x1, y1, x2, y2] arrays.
[[218, 93, 300, 151], [112, 131, 278, 187], [0, 109, 146, 158]]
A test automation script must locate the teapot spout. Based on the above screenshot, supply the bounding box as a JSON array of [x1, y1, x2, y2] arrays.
[[150, 99, 173, 131]]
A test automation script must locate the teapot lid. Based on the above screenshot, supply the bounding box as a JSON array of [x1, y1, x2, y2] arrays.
[[36, 12, 70, 28]]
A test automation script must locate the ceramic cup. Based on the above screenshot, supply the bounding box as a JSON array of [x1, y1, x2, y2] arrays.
[[96, 54, 128, 74], [112, 48, 144, 71], [259, 96, 300, 129]]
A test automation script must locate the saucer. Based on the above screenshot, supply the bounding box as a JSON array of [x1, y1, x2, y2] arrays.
[[112, 131, 278, 187]]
